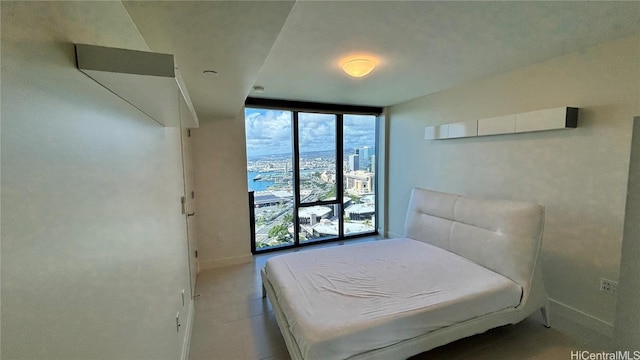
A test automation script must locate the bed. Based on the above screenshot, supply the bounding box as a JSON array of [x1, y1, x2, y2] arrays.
[[261, 188, 550, 360]]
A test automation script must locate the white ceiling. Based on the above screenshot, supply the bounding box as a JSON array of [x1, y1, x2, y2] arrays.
[[123, 1, 640, 120]]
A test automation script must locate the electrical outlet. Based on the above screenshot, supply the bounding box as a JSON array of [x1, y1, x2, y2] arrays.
[[600, 278, 618, 295]]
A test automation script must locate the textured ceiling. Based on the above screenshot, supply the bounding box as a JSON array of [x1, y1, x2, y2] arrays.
[[124, 1, 640, 119], [122, 1, 295, 119]]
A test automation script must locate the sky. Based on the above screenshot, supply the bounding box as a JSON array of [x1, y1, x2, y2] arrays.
[[245, 108, 377, 158]]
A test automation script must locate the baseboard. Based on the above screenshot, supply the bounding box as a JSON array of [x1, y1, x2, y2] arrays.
[[199, 254, 253, 270], [180, 299, 195, 360], [386, 230, 403, 238], [549, 298, 614, 337]]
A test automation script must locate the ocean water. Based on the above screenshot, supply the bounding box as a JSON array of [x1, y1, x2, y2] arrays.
[[247, 171, 275, 192]]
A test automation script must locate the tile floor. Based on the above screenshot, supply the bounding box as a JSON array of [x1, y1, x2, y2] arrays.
[[188, 240, 613, 360]]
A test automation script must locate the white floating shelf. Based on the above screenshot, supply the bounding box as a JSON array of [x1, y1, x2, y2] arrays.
[[75, 44, 199, 128], [515, 107, 577, 133], [478, 114, 515, 136], [425, 107, 578, 140], [424, 123, 449, 140], [447, 120, 478, 139]]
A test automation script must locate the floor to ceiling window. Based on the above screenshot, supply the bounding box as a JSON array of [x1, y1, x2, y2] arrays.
[[245, 108, 295, 249], [244, 99, 381, 253]]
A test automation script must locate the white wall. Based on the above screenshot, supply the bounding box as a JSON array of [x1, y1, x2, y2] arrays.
[[191, 114, 252, 269], [388, 34, 640, 335], [615, 117, 640, 348], [1, 2, 192, 359]]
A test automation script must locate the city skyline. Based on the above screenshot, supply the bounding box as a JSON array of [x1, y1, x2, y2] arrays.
[[246, 147, 376, 161]]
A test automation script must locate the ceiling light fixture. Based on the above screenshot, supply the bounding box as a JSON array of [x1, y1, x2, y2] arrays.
[[340, 56, 378, 78], [342, 59, 375, 78]]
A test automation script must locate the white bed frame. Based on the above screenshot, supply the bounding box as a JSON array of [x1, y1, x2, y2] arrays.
[[261, 188, 550, 360]]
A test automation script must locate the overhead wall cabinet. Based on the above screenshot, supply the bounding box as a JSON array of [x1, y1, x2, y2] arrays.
[[425, 107, 578, 140], [75, 44, 199, 128]]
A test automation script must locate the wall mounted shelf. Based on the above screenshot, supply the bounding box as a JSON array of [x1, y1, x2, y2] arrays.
[[75, 44, 199, 128], [425, 107, 578, 140]]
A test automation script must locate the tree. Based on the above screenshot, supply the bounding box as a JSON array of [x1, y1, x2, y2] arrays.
[[268, 224, 290, 243], [322, 187, 336, 200], [283, 213, 294, 224]]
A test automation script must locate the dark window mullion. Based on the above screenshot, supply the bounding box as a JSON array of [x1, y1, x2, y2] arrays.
[[292, 111, 301, 246], [246, 97, 382, 116], [374, 115, 380, 235], [336, 114, 345, 239], [298, 200, 340, 208]]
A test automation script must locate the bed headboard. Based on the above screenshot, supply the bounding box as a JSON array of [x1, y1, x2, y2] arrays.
[[404, 188, 544, 292]]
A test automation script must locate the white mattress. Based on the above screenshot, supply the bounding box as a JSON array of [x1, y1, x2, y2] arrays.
[[264, 238, 522, 360]]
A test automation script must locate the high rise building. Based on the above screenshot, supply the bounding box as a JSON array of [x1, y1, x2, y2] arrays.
[[369, 154, 376, 173], [360, 146, 370, 169], [361, 146, 370, 159], [348, 153, 359, 171]]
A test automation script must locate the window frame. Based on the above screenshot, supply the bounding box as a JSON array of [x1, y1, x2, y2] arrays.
[[245, 98, 382, 254]]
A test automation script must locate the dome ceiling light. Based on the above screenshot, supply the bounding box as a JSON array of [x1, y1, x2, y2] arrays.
[[340, 55, 378, 78]]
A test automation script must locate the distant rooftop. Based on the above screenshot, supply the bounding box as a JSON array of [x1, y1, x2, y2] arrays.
[[271, 190, 293, 198], [254, 194, 284, 206], [361, 194, 375, 204], [313, 221, 373, 236], [299, 206, 332, 218], [345, 203, 375, 214]]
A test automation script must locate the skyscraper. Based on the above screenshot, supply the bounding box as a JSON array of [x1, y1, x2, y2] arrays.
[[360, 146, 370, 169], [348, 153, 359, 171], [369, 154, 376, 173]]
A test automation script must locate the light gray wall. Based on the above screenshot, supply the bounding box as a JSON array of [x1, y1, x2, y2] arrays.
[[191, 114, 252, 269], [1, 2, 192, 359], [388, 34, 639, 334], [615, 117, 640, 348]]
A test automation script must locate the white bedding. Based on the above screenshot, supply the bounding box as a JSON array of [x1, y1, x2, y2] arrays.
[[264, 238, 522, 360]]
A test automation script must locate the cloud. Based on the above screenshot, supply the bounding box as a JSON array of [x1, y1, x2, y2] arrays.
[[344, 114, 376, 150], [298, 113, 336, 152], [245, 109, 377, 157], [245, 108, 292, 157]]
